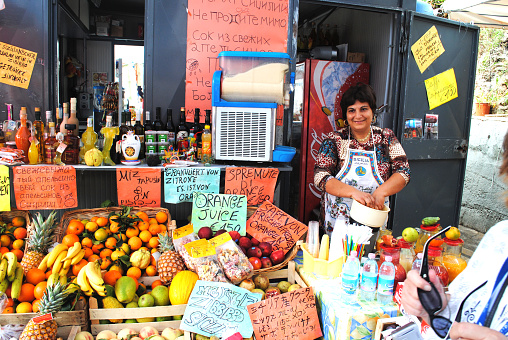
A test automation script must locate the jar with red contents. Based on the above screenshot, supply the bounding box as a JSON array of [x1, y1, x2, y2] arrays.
[[415, 224, 442, 254], [427, 246, 449, 286], [398, 239, 415, 273], [442, 238, 467, 283], [379, 244, 407, 289]]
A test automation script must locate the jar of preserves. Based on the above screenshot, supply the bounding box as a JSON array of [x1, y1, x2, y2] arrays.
[[442, 238, 467, 283], [379, 244, 407, 289], [398, 239, 415, 273], [415, 224, 442, 254], [427, 246, 449, 286]]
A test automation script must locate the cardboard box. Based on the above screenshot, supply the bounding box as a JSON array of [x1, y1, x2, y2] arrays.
[[111, 25, 124, 37], [347, 52, 366, 63], [96, 22, 109, 36]]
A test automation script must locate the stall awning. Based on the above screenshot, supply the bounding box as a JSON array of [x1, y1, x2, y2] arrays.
[[442, 0, 508, 28]]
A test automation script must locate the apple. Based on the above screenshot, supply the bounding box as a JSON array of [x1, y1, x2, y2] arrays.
[[251, 237, 260, 246], [117, 328, 138, 340], [74, 331, 94, 340], [161, 328, 184, 340], [198, 227, 213, 240], [260, 257, 272, 268], [214, 229, 227, 237], [265, 286, 281, 299], [270, 249, 285, 265], [239, 278, 256, 291], [258, 242, 273, 257], [96, 330, 117, 339], [249, 257, 262, 270], [229, 230, 241, 242], [251, 288, 265, 299], [139, 326, 158, 339], [287, 284, 301, 292], [253, 274, 270, 290], [402, 227, 419, 243], [247, 246, 262, 258], [238, 236, 252, 249]]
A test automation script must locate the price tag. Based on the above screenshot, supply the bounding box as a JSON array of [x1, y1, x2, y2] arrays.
[[173, 224, 194, 239], [209, 232, 232, 247], [33, 313, 53, 324], [56, 142, 67, 153], [185, 239, 215, 258]]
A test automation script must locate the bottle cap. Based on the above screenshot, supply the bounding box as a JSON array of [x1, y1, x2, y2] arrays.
[[385, 255, 392, 262], [65, 124, 76, 130], [368, 253, 375, 259], [350, 251, 357, 258], [49, 122, 55, 127]]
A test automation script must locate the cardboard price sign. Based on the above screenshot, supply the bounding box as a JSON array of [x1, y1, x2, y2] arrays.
[[180, 280, 261, 338], [224, 167, 279, 206], [13, 166, 77, 210], [0, 41, 37, 89], [0, 165, 10, 211], [116, 168, 161, 207], [164, 167, 220, 204], [246, 201, 307, 255], [247, 287, 322, 340], [192, 192, 247, 235]]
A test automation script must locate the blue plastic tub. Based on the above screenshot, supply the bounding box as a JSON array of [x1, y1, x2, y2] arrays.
[[273, 145, 296, 162]]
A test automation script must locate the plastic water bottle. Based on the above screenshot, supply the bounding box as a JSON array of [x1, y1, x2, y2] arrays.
[[360, 253, 378, 301], [412, 253, 423, 272], [342, 250, 360, 304], [377, 255, 395, 304]]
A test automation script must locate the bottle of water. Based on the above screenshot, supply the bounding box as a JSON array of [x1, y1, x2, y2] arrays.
[[360, 253, 378, 301], [412, 253, 423, 272], [377, 255, 395, 304], [342, 250, 360, 304]]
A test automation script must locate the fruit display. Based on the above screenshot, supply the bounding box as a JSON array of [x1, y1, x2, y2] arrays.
[[238, 274, 302, 301], [78, 326, 185, 340], [0, 213, 29, 265], [157, 233, 186, 285]]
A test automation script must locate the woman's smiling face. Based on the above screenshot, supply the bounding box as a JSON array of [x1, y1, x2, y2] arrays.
[[346, 100, 373, 134]]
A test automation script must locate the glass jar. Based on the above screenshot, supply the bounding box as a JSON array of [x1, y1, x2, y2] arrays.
[[398, 239, 415, 273], [428, 246, 449, 286], [376, 229, 392, 252], [379, 244, 407, 289], [442, 238, 467, 283], [415, 225, 442, 254]]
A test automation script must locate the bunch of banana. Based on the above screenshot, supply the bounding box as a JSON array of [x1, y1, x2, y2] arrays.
[[0, 252, 21, 295], [38, 242, 85, 278], [77, 261, 106, 297]]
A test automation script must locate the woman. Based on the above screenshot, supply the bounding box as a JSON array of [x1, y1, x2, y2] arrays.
[[401, 131, 508, 340], [314, 83, 410, 234]]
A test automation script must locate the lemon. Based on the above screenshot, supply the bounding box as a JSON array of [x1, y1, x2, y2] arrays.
[[94, 228, 108, 242], [111, 249, 126, 261], [120, 243, 130, 255], [445, 227, 461, 240], [86, 221, 99, 233]]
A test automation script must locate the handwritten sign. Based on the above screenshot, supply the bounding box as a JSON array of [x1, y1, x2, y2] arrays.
[[185, 0, 290, 122], [180, 280, 261, 338], [164, 167, 220, 204], [0, 42, 37, 89], [411, 26, 445, 73], [192, 192, 247, 235], [424, 68, 458, 110], [116, 168, 161, 207], [0, 166, 10, 211], [224, 167, 279, 206], [13, 166, 77, 210], [247, 287, 322, 340], [246, 201, 307, 255]]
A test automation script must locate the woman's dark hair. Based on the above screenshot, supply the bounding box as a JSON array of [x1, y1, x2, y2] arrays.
[[340, 83, 377, 116]]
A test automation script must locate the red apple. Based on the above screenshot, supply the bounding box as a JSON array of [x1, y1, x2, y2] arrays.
[[270, 250, 285, 265], [249, 257, 262, 270], [260, 257, 272, 268], [229, 231, 241, 242], [251, 237, 260, 246], [265, 287, 281, 299], [259, 242, 272, 257], [198, 227, 213, 240], [214, 229, 227, 237], [247, 246, 262, 258], [238, 236, 252, 249]]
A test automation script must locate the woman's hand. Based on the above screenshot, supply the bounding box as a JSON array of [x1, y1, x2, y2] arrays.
[[371, 191, 386, 210], [350, 189, 376, 208], [401, 270, 447, 324], [449, 322, 508, 340]]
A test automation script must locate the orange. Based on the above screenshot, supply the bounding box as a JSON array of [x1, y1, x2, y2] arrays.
[[109, 222, 120, 234], [12, 216, 26, 228], [13, 227, 27, 240], [111, 250, 125, 261], [90, 216, 99, 222], [105, 237, 117, 250], [45, 270, 52, 279], [88, 254, 100, 263], [32, 299, 41, 313], [2, 307, 13, 314], [156, 211, 168, 224], [0, 247, 9, 254], [67, 220, 84, 235], [150, 255, 156, 266], [136, 211, 149, 222], [11, 249, 23, 262], [16, 302, 32, 313], [126, 227, 139, 238], [26, 269, 46, 286], [148, 237, 159, 249], [34, 281, 48, 300], [103, 270, 122, 286], [138, 221, 150, 231], [96, 217, 109, 227], [151, 279, 163, 289], [109, 265, 123, 275], [148, 218, 158, 225], [85, 221, 99, 233], [120, 234, 127, 242], [5, 297, 13, 308], [81, 237, 93, 248], [151, 248, 158, 254], [83, 247, 94, 259], [0, 235, 11, 247], [100, 248, 113, 259], [139, 230, 152, 243], [128, 237, 142, 251], [145, 265, 157, 276], [62, 234, 80, 248], [148, 224, 161, 236], [12, 239, 24, 250], [109, 215, 120, 225], [92, 243, 104, 254], [18, 283, 35, 302], [94, 229, 108, 242], [72, 259, 88, 277], [100, 258, 112, 270], [127, 266, 142, 280], [159, 224, 168, 234]]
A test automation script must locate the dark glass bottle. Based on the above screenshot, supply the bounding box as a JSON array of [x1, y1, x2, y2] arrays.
[[144, 110, 154, 132], [176, 107, 189, 153], [204, 109, 212, 129], [191, 108, 203, 161], [154, 107, 164, 131], [62, 124, 79, 165], [166, 108, 176, 149], [134, 111, 145, 160]]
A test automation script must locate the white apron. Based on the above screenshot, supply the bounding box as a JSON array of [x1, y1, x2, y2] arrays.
[[324, 129, 389, 235]]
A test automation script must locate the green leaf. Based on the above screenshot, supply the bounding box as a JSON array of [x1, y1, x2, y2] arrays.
[[119, 255, 131, 266], [100, 200, 115, 208], [365, 312, 380, 318], [356, 325, 371, 337]]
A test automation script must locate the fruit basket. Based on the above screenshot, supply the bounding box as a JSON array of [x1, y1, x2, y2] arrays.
[[253, 240, 301, 274]]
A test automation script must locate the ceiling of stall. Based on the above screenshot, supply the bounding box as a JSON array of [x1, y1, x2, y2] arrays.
[[88, 0, 145, 14]]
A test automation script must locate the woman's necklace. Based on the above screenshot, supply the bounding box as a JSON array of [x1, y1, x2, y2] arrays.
[[355, 131, 371, 143]]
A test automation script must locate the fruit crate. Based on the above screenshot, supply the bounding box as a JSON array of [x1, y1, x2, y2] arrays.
[[0, 298, 88, 339]]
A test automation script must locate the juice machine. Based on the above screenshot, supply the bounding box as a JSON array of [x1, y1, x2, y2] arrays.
[[212, 51, 291, 162]]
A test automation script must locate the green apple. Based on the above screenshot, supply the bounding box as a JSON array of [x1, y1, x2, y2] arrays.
[[402, 227, 419, 243]]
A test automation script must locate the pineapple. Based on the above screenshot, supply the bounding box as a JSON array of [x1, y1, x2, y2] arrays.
[[20, 211, 58, 275], [19, 281, 70, 340], [157, 232, 186, 285]]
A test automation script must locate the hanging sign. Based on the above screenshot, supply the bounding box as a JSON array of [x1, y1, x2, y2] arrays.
[[191, 192, 247, 234], [424, 68, 458, 110], [0, 165, 10, 211], [224, 167, 279, 206], [164, 167, 220, 203], [247, 287, 322, 340], [116, 168, 161, 207], [246, 201, 307, 255], [0, 41, 37, 89], [13, 166, 77, 210], [411, 26, 445, 73], [180, 280, 261, 338]]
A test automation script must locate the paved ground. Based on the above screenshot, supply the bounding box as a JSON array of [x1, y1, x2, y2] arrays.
[[459, 224, 485, 260]]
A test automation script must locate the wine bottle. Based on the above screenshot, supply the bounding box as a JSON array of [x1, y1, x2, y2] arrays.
[[176, 107, 189, 153], [33, 107, 44, 163], [191, 108, 203, 161], [68, 98, 80, 136], [166, 108, 176, 149], [154, 107, 164, 131]]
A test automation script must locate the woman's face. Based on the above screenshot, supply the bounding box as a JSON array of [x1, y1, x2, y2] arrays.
[[346, 100, 373, 133]]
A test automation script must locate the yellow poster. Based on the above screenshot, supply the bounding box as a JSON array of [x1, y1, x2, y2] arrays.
[[0, 42, 37, 89], [411, 26, 445, 73], [0, 165, 10, 211], [425, 68, 458, 110]]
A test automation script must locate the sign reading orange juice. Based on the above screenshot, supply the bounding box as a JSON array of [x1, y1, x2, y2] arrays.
[[247, 287, 322, 340], [185, 0, 290, 122], [116, 168, 161, 207], [224, 167, 279, 206], [0, 42, 37, 89], [13, 166, 77, 210]]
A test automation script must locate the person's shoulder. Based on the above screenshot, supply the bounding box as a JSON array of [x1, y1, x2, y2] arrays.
[[375, 126, 395, 137], [325, 128, 347, 140], [486, 220, 508, 236]]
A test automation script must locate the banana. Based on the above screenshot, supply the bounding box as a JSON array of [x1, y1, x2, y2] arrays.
[[47, 244, 68, 267], [38, 253, 51, 271], [85, 261, 104, 286], [0, 278, 9, 294], [88, 278, 105, 293], [59, 274, 68, 286], [52, 250, 68, 273], [0, 258, 8, 282], [70, 249, 86, 265], [76, 265, 92, 294], [64, 283, 79, 295], [65, 242, 82, 260], [59, 266, 70, 277], [62, 257, 73, 270], [47, 271, 60, 287], [10, 264, 23, 300], [4, 252, 17, 279]]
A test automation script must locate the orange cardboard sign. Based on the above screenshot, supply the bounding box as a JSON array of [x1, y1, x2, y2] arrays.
[[224, 167, 279, 206], [185, 0, 290, 122], [247, 287, 322, 340], [0, 42, 37, 89], [246, 201, 307, 254], [13, 166, 77, 210], [116, 168, 161, 207]]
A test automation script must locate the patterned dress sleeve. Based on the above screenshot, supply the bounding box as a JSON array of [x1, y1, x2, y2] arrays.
[[384, 128, 411, 184], [314, 136, 339, 191]]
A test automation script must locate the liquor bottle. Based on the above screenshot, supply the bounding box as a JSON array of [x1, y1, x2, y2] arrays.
[[154, 107, 164, 131], [33, 107, 44, 163], [62, 124, 79, 164], [176, 107, 189, 153], [28, 128, 39, 165], [191, 108, 203, 160], [80, 117, 97, 164], [53, 131, 66, 166], [204, 109, 212, 130], [3, 103, 16, 142], [100, 115, 119, 166], [15, 107, 31, 163], [67, 98, 80, 136], [42, 110, 52, 159], [202, 124, 212, 164], [60, 103, 69, 134], [44, 122, 57, 164], [166, 108, 176, 149], [144, 110, 154, 132], [0, 122, 5, 148], [56, 105, 63, 129], [134, 111, 145, 160]]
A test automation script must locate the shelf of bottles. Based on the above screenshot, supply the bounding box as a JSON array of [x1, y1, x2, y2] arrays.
[[296, 22, 340, 59]]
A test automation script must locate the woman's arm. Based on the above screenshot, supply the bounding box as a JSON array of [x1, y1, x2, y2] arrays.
[[372, 173, 407, 209]]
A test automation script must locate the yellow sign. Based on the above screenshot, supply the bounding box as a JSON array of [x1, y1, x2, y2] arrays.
[[0, 166, 10, 211], [185, 239, 215, 258], [425, 68, 458, 110], [209, 232, 232, 247], [0, 42, 37, 89], [411, 26, 445, 73], [173, 224, 194, 239]]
